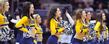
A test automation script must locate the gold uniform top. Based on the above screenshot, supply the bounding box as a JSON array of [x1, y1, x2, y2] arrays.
[[50, 18, 64, 35], [94, 21, 108, 39], [15, 16, 30, 32], [74, 19, 89, 40], [34, 24, 43, 42], [0, 13, 9, 26], [15, 16, 39, 43], [29, 15, 43, 42]]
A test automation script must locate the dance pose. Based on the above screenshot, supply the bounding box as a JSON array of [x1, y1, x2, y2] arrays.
[[0, 0, 14, 44], [94, 11, 109, 44], [15, 2, 35, 44], [47, 7, 64, 44], [73, 9, 89, 44]]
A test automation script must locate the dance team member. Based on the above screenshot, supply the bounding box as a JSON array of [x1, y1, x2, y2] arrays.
[[0, 0, 14, 44], [33, 14, 43, 44], [47, 7, 64, 44], [94, 11, 108, 44], [73, 9, 89, 44], [15, 2, 35, 44]]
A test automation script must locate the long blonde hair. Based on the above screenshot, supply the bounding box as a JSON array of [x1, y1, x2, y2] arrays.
[[0, 0, 8, 13]]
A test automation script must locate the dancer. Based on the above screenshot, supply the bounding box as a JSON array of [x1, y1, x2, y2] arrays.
[[94, 11, 108, 44], [0, 0, 14, 44], [73, 9, 89, 44], [47, 7, 64, 44], [15, 2, 35, 44]]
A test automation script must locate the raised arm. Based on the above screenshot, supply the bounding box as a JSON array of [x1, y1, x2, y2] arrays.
[[65, 11, 74, 26]]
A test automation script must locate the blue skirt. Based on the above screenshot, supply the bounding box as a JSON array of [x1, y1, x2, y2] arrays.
[[16, 30, 23, 44], [37, 41, 42, 44], [21, 37, 34, 44], [72, 38, 84, 44]]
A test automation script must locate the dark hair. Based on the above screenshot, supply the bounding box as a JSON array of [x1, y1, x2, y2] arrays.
[[75, 9, 83, 20], [47, 7, 58, 29], [96, 12, 105, 32], [22, 2, 33, 18], [96, 13, 102, 22], [96, 10, 106, 21]]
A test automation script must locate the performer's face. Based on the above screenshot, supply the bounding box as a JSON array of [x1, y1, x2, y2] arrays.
[[29, 4, 34, 14], [102, 13, 106, 21], [4, 2, 9, 12], [82, 10, 86, 19], [35, 15, 42, 24], [56, 8, 61, 18], [86, 12, 91, 20]]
